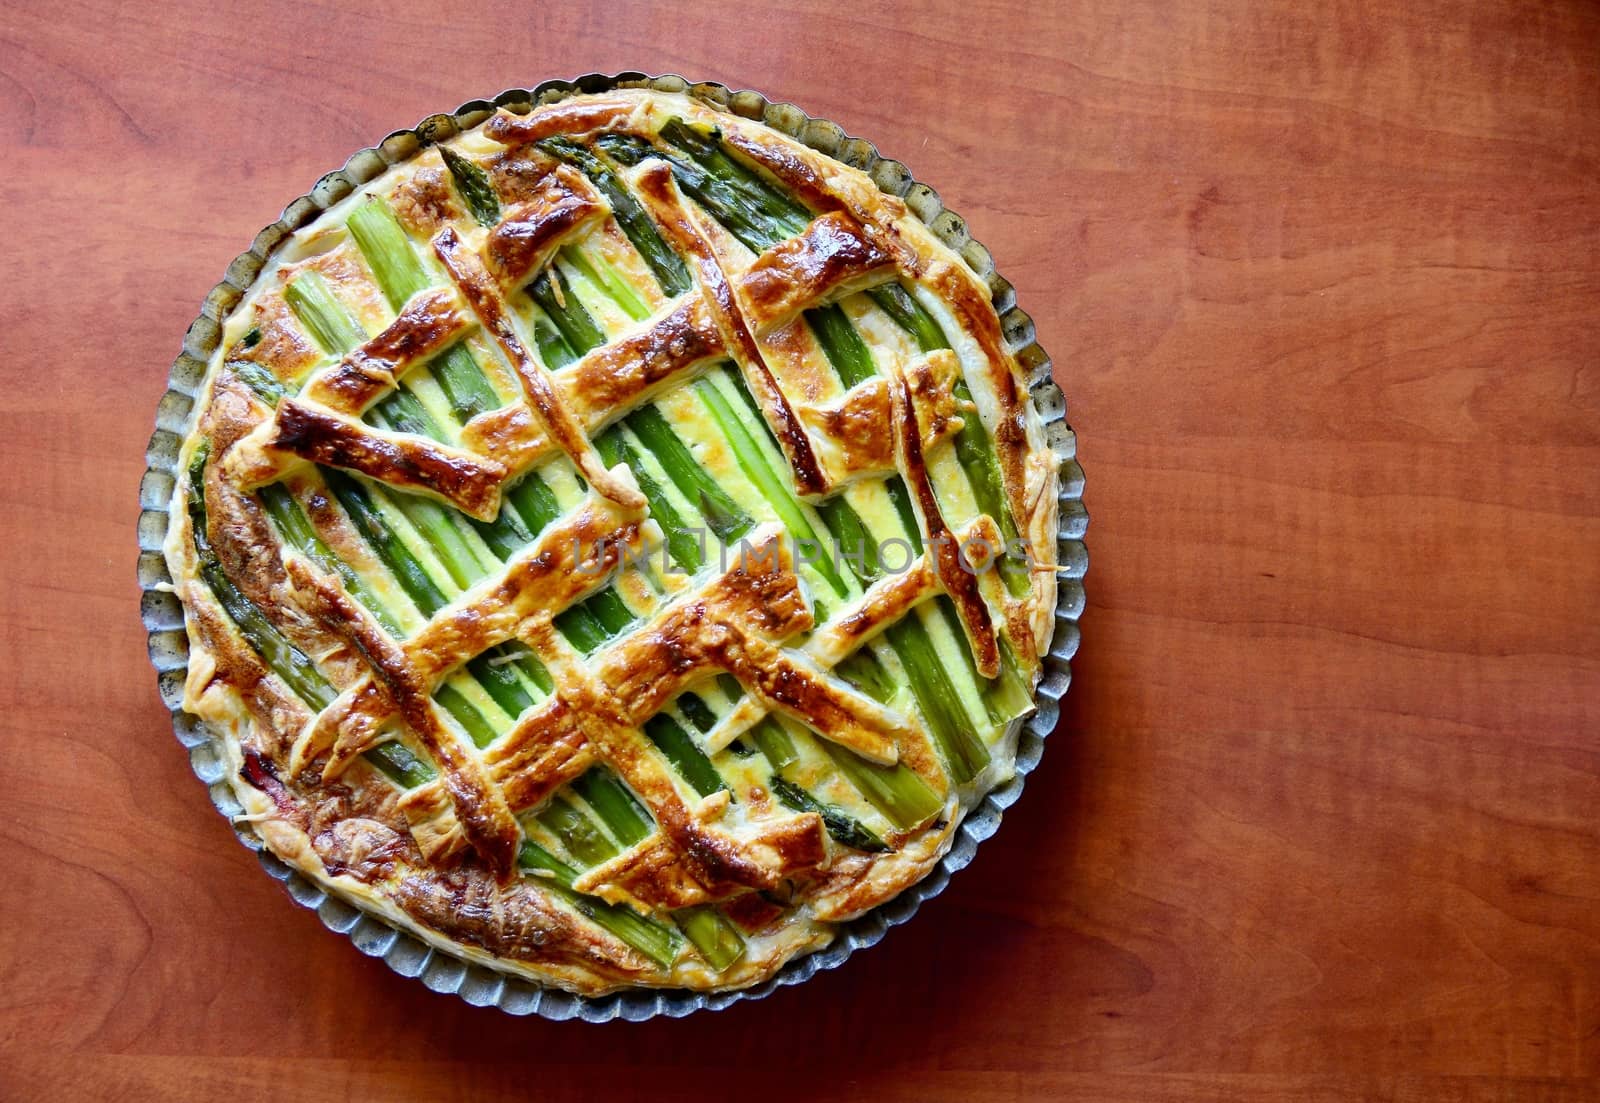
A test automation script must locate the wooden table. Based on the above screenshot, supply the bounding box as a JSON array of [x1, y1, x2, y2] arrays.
[[3, 1, 1596, 1099]]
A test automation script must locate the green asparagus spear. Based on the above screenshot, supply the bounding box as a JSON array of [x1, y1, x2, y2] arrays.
[[885, 477, 923, 553], [318, 471, 545, 739], [819, 742, 942, 831], [678, 689, 756, 756], [383, 489, 493, 590], [536, 136, 691, 296], [553, 586, 635, 654], [935, 595, 1032, 725], [657, 118, 812, 229], [570, 769, 653, 847], [284, 270, 366, 353], [210, 453, 511, 789], [543, 777, 746, 971], [258, 483, 403, 636], [530, 797, 747, 971], [987, 639, 1037, 725], [231, 360, 288, 406], [518, 842, 683, 966], [466, 504, 535, 562], [693, 371, 849, 601], [537, 794, 619, 867], [806, 304, 876, 389], [463, 648, 543, 715], [347, 198, 499, 421], [594, 133, 784, 254], [834, 647, 896, 703], [527, 267, 605, 355], [439, 146, 500, 228], [365, 740, 434, 788], [813, 493, 990, 783], [866, 282, 945, 353], [675, 693, 718, 733], [365, 747, 695, 968], [433, 683, 499, 748], [595, 426, 704, 571], [584, 588, 636, 634], [868, 281, 1031, 598], [506, 469, 563, 533], [529, 303, 580, 369], [748, 717, 798, 771], [320, 470, 449, 617], [680, 373, 964, 805], [675, 908, 745, 971], [643, 713, 726, 797], [283, 270, 445, 444], [768, 776, 887, 853], [561, 246, 651, 323], [373, 389, 443, 437], [623, 406, 752, 543]]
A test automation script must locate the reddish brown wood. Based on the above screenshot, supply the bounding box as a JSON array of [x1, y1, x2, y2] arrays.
[[2, 1, 1597, 1099]]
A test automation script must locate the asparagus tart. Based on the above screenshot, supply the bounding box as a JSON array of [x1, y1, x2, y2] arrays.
[[165, 89, 1061, 994]]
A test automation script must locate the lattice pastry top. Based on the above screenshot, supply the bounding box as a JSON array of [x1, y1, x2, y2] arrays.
[[166, 89, 1060, 993]]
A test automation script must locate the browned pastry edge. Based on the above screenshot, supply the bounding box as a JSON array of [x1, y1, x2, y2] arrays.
[[263, 400, 508, 520], [739, 211, 895, 328]]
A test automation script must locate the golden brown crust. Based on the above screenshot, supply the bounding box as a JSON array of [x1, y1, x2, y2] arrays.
[[483, 97, 636, 145], [389, 527, 872, 908], [891, 369, 1000, 679], [799, 350, 966, 481], [433, 226, 644, 511], [285, 556, 525, 882], [738, 212, 893, 329], [306, 493, 649, 842], [303, 289, 471, 413], [390, 163, 463, 239], [719, 120, 1050, 558], [166, 88, 1057, 997], [230, 292, 322, 388], [483, 165, 605, 287], [632, 161, 829, 496], [263, 399, 508, 520]]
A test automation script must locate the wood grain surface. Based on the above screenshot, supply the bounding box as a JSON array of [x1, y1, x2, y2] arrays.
[[2, 1, 1597, 1100]]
